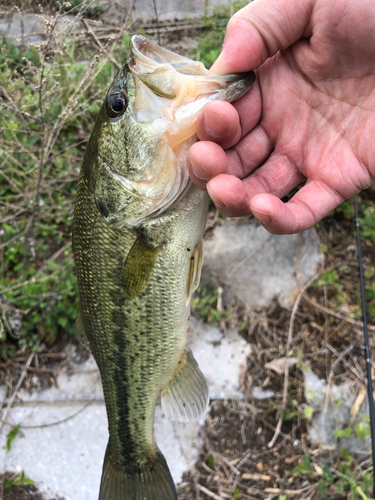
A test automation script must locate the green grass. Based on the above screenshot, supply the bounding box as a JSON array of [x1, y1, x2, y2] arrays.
[[191, 1, 248, 68]]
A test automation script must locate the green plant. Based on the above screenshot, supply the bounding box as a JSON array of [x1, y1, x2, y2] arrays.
[[360, 200, 375, 244], [3, 424, 35, 488], [233, 488, 241, 499], [191, 1, 248, 68], [6, 424, 21, 452], [192, 282, 230, 324], [293, 416, 373, 499], [0, 6, 132, 355], [4, 470, 35, 489]]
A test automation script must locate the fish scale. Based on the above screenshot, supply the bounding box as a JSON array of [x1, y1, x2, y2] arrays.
[[72, 35, 255, 500], [74, 173, 208, 462]]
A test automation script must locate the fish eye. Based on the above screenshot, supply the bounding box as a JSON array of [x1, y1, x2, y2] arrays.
[[106, 92, 128, 118]]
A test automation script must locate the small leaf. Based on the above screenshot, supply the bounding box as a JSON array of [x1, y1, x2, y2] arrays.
[[22, 477, 35, 485], [304, 406, 313, 419], [264, 357, 298, 375], [6, 424, 20, 452], [355, 421, 370, 439], [334, 427, 352, 439]]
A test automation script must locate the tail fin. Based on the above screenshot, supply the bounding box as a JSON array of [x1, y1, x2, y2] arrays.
[[99, 444, 177, 500]]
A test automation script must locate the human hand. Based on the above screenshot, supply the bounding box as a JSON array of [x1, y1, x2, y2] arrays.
[[188, 0, 375, 234]]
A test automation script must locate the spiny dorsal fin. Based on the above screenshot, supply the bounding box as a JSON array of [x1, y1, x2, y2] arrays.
[[185, 241, 204, 305], [161, 349, 209, 423], [123, 235, 163, 299]]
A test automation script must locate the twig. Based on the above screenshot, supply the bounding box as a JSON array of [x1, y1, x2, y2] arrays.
[[227, 234, 272, 279], [1, 400, 94, 430], [0, 251, 73, 295], [83, 19, 120, 68], [152, 0, 161, 45], [302, 294, 375, 332], [196, 484, 223, 500], [324, 343, 355, 411], [295, 231, 304, 289], [268, 272, 321, 448], [0, 352, 35, 434]]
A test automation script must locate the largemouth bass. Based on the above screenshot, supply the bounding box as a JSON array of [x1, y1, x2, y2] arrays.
[[72, 35, 255, 500]]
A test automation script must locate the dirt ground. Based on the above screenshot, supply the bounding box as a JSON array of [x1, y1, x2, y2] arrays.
[[2, 198, 374, 500], [1, 473, 63, 500]]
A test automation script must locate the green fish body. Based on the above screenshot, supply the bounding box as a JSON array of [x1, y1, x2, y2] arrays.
[[72, 35, 255, 500]]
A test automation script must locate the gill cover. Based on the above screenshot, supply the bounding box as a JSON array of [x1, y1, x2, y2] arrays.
[[93, 35, 255, 227]]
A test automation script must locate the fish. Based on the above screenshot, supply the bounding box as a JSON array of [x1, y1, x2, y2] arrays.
[[72, 34, 255, 500]]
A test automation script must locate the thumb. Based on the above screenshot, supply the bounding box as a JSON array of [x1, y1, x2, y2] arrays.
[[210, 0, 314, 75]]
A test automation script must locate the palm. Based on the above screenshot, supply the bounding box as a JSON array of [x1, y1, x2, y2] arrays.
[[188, 0, 375, 233]]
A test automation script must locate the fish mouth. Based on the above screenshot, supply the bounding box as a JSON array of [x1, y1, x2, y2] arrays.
[[119, 36, 256, 225], [128, 35, 255, 103]]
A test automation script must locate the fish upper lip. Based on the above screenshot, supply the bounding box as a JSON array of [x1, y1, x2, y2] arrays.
[[128, 34, 255, 98], [129, 35, 206, 75]]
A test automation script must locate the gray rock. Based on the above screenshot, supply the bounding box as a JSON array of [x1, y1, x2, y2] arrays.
[[202, 220, 323, 309], [304, 370, 371, 454]]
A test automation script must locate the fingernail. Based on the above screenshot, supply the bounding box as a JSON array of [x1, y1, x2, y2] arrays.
[[207, 187, 226, 209], [250, 207, 272, 226], [189, 155, 211, 181], [204, 110, 228, 137]]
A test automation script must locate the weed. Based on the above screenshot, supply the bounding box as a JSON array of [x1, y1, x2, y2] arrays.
[[233, 488, 241, 499], [192, 282, 230, 324], [191, 1, 248, 68], [6, 424, 20, 452], [3, 424, 35, 489], [4, 470, 35, 488], [0, 2, 131, 354], [360, 201, 375, 244], [205, 454, 215, 468], [293, 420, 373, 499]]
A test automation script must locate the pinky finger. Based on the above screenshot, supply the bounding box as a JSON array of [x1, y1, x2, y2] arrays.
[[249, 181, 346, 234]]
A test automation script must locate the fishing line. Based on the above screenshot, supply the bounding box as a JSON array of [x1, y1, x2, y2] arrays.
[[354, 194, 375, 498]]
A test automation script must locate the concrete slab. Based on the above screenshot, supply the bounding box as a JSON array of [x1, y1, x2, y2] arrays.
[[0, 319, 250, 499], [202, 221, 323, 309], [1, 403, 200, 500], [190, 317, 250, 400]]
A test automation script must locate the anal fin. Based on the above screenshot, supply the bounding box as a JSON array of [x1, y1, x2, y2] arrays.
[[161, 349, 209, 423]]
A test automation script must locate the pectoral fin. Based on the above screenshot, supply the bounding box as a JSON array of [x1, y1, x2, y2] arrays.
[[161, 349, 209, 423], [185, 241, 204, 305], [123, 235, 163, 299], [75, 308, 90, 349]]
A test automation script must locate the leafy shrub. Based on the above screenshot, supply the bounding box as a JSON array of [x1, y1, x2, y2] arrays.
[[0, 8, 131, 354]]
